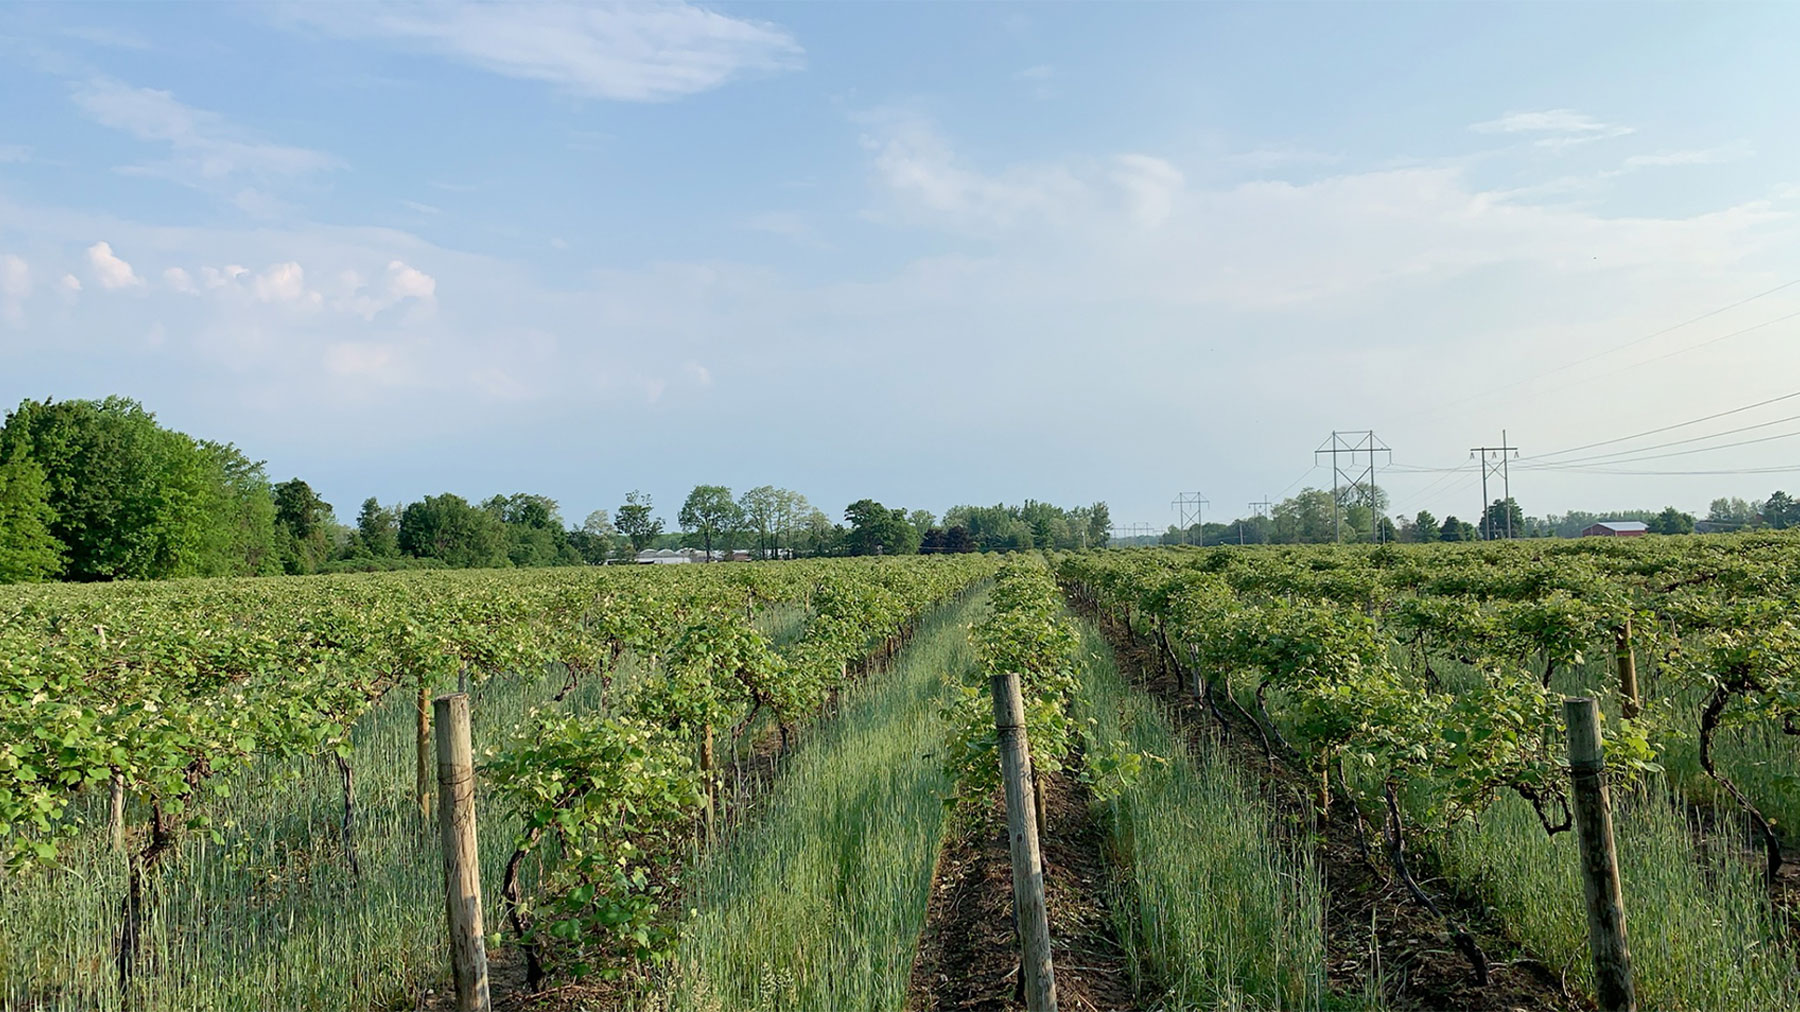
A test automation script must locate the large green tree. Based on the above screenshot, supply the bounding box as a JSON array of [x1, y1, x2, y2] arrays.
[[1649, 506, 1696, 535], [273, 478, 334, 574], [0, 435, 60, 583], [399, 493, 510, 568], [844, 498, 919, 556], [354, 497, 401, 557], [1086, 501, 1111, 548], [616, 490, 664, 553], [2, 397, 225, 580], [484, 492, 577, 567], [1481, 498, 1525, 540], [1762, 491, 1798, 529], [679, 485, 744, 561], [1270, 488, 1337, 544], [739, 485, 780, 559], [195, 442, 280, 576]]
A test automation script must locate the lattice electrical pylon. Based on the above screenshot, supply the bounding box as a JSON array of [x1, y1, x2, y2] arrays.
[[1470, 431, 1520, 540], [1242, 498, 1273, 545], [1171, 492, 1209, 545], [1315, 431, 1393, 543]]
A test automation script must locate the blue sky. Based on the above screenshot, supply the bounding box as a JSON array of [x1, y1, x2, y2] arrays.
[[4, 2, 1799, 533]]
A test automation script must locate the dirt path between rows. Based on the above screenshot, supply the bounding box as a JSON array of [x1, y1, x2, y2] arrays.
[[1074, 601, 1589, 1012], [907, 767, 1137, 1012]]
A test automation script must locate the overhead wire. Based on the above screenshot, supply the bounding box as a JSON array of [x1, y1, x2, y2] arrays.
[[1518, 410, 1800, 468], [1527, 388, 1800, 460]]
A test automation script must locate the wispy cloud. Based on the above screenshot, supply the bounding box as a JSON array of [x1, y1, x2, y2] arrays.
[[860, 109, 1084, 232], [0, 145, 31, 164], [401, 199, 443, 215], [1470, 108, 1635, 147], [1622, 143, 1753, 169], [71, 78, 341, 195], [277, 1, 803, 101]]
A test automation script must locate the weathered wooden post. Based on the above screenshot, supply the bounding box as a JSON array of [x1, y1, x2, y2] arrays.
[[416, 681, 434, 824], [434, 693, 492, 1012], [109, 772, 126, 852], [991, 672, 1058, 1012], [1614, 621, 1641, 720], [1563, 697, 1635, 1012]]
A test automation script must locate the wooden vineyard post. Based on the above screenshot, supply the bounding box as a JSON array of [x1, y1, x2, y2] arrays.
[[434, 693, 492, 1012], [416, 682, 434, 824], [990, 672, 1058, 1012], [1563, 697, 1636, 1012], [109, 771, 126, 852], [1614, 621, 1641, 720]]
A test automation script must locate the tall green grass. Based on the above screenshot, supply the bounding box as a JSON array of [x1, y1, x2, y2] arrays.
[[657, 594, 976, 1012], [1070, 621, 1329, 1012], [1441, 783, 1799, 1011], [1417, 654, 1800, 1012], [0, 656, 626, 1012]]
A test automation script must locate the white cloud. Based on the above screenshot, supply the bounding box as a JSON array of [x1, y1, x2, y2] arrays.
[[163, 266, 198, 294], [401, 199, 443, 215], [252, 261, 311, 303], [278, 1, 804, 101], [386, 260, 436, 300], [683, 361, 713, 386], [1469, 109, 1635, 147], [71, 78, 341, 191], [86, 241, 143, 289], [0, 145, 31, 164], [201, 265, 249, 290], [59, 273, 82, 295]]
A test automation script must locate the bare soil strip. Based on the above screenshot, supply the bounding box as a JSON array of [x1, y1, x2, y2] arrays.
[[1076, 603, 1590, 1012], [908, 768, 1137, 1012]]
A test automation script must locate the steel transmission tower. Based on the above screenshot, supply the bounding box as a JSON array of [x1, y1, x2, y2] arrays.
[[1244, 499, 1273, 545], [1470, 431, 1520, 540], [1314, 431, 1392, 542], [1171, 492, 1209, 545]]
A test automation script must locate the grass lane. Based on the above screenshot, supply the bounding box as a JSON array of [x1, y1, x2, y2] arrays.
[[657, 591, 977, 1012]]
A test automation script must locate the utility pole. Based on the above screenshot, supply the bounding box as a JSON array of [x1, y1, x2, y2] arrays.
[[1315, 431, 1392, 543], [1171, 492, 1209, 545], [1244, 498, 1273, 546], [1470, 434, 1520, 540]]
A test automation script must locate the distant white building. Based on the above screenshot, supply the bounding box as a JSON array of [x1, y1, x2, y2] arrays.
[[634, 547, 760, 563], [1580, 521, 1649, 538]]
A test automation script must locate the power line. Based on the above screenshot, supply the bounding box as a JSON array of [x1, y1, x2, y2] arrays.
[[1393, 279, 1800, 426], [1521, 426, 1800, 470], [1530, 388, 1800, 461], [1523, 464, 1800, 477], [1520, 410, 1800, 468]]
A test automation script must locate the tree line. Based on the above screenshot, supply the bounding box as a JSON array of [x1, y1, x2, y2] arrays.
[[0, 397, 1111, 583], [1147, 484, 1800, 547]]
